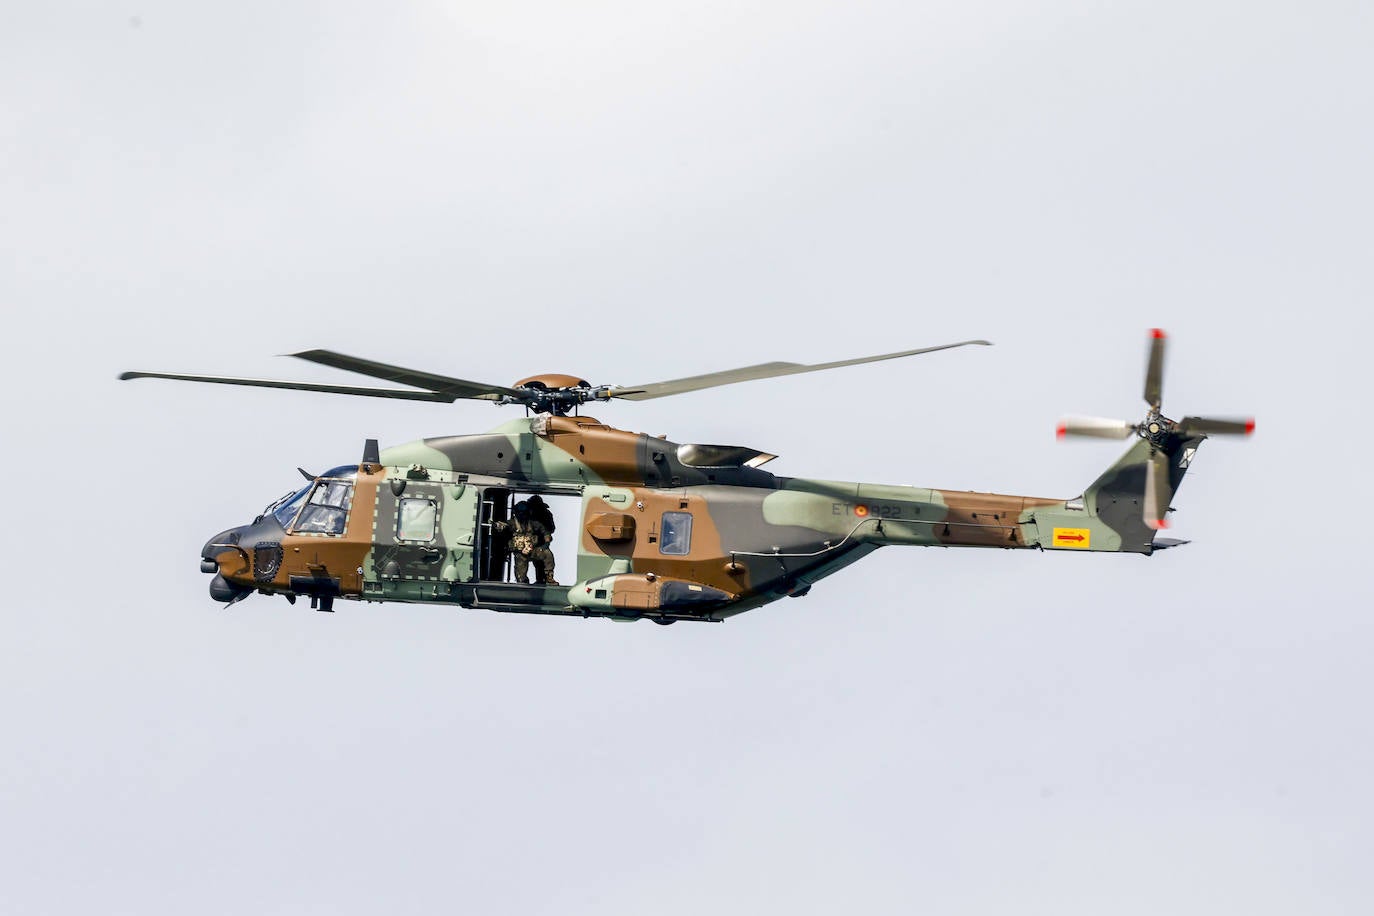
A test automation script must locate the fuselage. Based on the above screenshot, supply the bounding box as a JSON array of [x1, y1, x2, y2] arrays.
[[202, 414, 1145, 623]]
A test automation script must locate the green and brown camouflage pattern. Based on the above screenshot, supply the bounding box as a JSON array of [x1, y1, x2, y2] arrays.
[[202, 413, 1204, 624]]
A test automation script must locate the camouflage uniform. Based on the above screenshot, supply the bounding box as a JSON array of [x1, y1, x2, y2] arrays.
[[497, 507, 556, 584]]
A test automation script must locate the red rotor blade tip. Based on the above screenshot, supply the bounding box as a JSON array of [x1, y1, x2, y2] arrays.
[[1151, 328, 1167, 339], [1245, 418, 1256, 435], [1056, 423, 1067, 439]]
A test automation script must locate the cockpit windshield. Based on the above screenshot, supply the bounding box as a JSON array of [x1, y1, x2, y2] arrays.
[[294, 478, 354, 535], [268, 485, 312, 527], [264, 466, 358, 530]]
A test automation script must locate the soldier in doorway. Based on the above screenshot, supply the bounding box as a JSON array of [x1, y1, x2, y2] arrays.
[[496, 500, 557, 585]]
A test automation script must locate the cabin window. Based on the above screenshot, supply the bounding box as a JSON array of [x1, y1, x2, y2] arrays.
[[660, 511, 693, 556], [397, 497, 438, 542], [292, 479, 353, 536]]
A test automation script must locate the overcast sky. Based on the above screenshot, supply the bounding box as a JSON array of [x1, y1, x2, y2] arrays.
[[3, 2, 1371, 913]]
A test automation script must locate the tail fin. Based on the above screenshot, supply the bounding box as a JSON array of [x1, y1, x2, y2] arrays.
[[1032, 435, 1205, 554], [1085, 434, 1205, 551]]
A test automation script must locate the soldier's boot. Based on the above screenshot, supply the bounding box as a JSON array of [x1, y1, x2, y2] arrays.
[[535, 551, 558, 586]]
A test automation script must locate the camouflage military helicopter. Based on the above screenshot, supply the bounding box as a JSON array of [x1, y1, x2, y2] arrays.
[[120, 330, 1252, 624]]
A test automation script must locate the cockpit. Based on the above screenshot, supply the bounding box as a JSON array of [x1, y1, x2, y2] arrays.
[[261, 465, 358, 535]]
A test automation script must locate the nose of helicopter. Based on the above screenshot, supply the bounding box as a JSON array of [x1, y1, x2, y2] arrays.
[[201, 524, 255, 603], [199, 495, 301, 603], [201, 526, 243, 567]]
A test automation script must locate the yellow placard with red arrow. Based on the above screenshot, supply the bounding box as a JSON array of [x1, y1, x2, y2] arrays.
[[1052, 527, 1091, 549]]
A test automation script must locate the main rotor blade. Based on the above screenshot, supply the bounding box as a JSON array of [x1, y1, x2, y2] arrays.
[[118, 371, 456, 402], [1144, 328, 1167, 409], [1177, 416, 1256, 437], [1143, 448, 1173, 530], [290, 350, 522, 401], [605, 340, 992, 402], [1057, 416, 1137, 439]]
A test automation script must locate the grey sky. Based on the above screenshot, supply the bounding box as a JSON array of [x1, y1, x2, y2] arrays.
[[3, 2, 1371, 913]]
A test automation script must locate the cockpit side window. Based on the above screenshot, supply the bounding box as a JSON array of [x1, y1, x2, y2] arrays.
[[291, 479, 354, 536]]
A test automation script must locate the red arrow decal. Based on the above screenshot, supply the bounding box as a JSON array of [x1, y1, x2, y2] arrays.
[[1056, 533, 1084, 542]]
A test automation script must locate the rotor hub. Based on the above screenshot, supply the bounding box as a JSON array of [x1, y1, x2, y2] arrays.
[[1140, 411, 1176, 447], [501, 377, 610, 416]]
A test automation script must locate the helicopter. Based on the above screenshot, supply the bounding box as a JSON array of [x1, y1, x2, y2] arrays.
[[120, 330, 1252, 624]]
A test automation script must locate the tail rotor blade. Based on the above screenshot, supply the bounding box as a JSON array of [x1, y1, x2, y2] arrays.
[[1144, 449, 1173, 530], [1144, 328, 1167, 409], [1177, 416, 1255, 437], [1057, 416, 1137, 440]]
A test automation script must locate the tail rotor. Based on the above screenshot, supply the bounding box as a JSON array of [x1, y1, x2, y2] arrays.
[[1058, 330, 1254, 530]]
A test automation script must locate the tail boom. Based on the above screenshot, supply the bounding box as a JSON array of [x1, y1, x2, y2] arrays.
[[776, 436, 1204, 557]]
